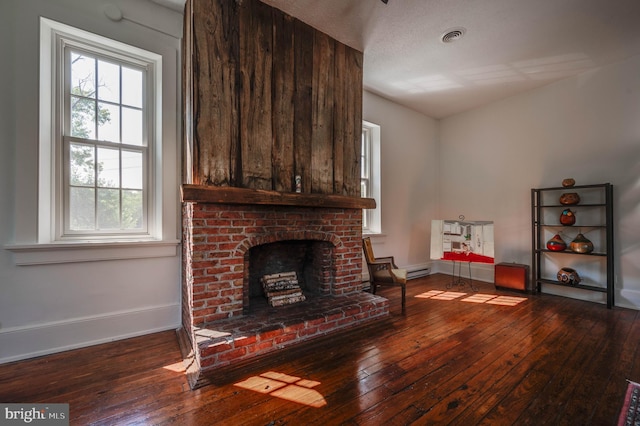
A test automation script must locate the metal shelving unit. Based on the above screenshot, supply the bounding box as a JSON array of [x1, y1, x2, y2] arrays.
[[531, 183, 614, 308]]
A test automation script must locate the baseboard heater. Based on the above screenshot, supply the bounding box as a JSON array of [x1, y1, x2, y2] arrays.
[[406, 264, 431, 280]]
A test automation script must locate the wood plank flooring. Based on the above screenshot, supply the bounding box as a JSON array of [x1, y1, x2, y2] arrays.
[[1, 274, 638, 425]]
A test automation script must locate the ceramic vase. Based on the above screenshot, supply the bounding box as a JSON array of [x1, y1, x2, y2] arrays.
[[560, 208, 576, 226], [546, 234, 567, 251], [559, 193, 580, 205], [570, 233, 594, 254], [557, 267, 581, 285]]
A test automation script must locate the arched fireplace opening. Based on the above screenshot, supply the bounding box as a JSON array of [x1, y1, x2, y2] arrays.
[[245, 239, 334, 314]]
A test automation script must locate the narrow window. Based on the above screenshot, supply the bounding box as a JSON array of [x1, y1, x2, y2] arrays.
[[361, 121, 381, 233]]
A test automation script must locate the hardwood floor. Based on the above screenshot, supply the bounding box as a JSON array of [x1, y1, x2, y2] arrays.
[[1, 274, 638, 425]]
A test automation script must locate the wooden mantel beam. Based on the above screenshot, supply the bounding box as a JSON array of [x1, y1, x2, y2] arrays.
[[181, 185, 376, 209]]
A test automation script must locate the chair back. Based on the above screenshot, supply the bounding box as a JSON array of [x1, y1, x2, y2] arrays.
[[362, 237, 376, 263]]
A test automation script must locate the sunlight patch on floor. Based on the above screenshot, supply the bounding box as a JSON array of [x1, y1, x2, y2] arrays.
[[193, 326, 250, 345], [415, 290, 527, 306], [463, 293, 499, 303], [415, 290, 467, 300], [162, 361, 186, 373], [485, 295, 527, 306], [235, 371, 327, 408]]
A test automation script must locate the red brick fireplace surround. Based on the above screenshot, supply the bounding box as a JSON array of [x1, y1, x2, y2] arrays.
[[178, 186, 389, 388]]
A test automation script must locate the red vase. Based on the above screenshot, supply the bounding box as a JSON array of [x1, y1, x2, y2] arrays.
[[546, 234, 567, 251], [560, 209, 576, 226]]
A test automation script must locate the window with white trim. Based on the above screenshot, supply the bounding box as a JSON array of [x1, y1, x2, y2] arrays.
[[361, 121, 381, 234], [40, 18, 162, 242], [361, 125, 371, 230]]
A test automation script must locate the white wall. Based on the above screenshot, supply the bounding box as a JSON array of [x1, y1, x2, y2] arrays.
[[0, 0, 183, 363], [363, 91, 439, 271], [439, 55, 640, 309]]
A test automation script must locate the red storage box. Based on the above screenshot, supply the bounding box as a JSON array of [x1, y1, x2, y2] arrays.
[[494, 263, 530, 292]]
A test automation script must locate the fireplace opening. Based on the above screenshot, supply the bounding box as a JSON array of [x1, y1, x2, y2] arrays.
[[245, 240, 334, 313]]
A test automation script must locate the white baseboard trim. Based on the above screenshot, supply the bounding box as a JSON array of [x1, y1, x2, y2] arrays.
[[617, 288, 640, 310], [0, 303, 180, 364]]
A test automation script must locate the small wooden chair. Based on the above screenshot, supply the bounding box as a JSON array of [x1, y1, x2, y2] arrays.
[[362, 237, 407, 311]]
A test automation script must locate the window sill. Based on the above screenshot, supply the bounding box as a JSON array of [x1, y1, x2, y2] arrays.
[[363, 231, 386, 239], [5, 240, 180, 265]]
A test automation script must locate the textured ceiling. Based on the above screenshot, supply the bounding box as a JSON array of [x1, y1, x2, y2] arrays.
[[163, 0, 640, 119]]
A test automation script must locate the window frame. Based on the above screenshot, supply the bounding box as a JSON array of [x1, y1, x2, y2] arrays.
[[62, 47, 149, 237], [361, 120, 381, 234], [361, 126, 371, 229], [39, 18, 163, 243]]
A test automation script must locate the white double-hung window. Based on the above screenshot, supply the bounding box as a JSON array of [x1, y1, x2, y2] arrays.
[[66, 48, 146, 234], [361, 121, 381, 234], [361, 125, 372, 230], [40, 18, 162, 242]]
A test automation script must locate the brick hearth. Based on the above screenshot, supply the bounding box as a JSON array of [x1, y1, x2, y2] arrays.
[[195, 292, 388, 370], [180, 200, 389, 388]]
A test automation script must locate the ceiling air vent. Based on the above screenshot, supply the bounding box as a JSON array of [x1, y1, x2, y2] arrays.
[[441, 27, 466, 43]]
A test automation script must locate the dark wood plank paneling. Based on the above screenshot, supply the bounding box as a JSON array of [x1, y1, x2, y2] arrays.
[[333, 42, 346, 195], [293, 19, 314, 194], [311, 31, 335, 194], [332, 44, 362, 196], [239, 0, 273, 189], [182, 0, 192, 183], [344, 45, 363, 196], [188, 0, 364, 195], [271, 9, 295, 192], [191, 0, 239, 186]]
